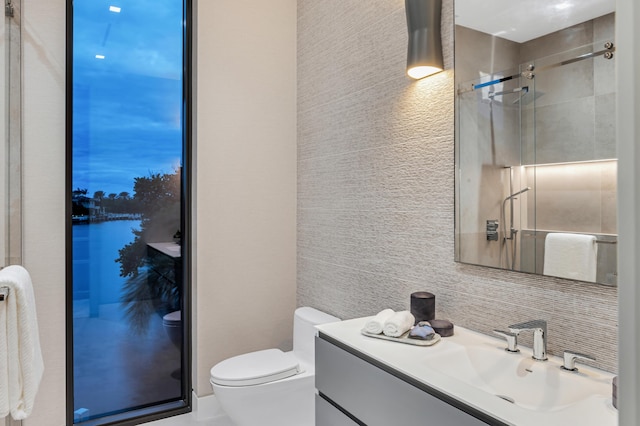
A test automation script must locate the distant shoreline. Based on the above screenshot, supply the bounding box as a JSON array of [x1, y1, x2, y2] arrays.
[[72, 213, 142, 224]]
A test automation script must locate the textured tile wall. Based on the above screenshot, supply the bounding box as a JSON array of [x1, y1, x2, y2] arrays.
[[297, 0, 618, 372]]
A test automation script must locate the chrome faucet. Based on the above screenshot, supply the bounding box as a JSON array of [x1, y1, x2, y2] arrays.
[[561, 350, 596, 372], [508, 320, 548, 361], [492, 329, 520, 353]]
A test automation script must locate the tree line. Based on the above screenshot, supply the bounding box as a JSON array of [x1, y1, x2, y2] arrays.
[[72, 188, 140, 215]]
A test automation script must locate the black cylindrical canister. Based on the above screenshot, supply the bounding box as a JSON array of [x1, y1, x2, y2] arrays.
[[410, 291, 435, 324]]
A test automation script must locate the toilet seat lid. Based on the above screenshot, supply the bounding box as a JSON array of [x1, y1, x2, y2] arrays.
[[163, 311, 181, 322], [210, 349, 301, 387]]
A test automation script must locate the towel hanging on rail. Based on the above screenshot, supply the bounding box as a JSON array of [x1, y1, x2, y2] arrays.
[[543, 233, 598, 282], [0, 265, 44, 420]]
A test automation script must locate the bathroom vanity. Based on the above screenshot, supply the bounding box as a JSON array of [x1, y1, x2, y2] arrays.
[[315, 318, 617, 426]]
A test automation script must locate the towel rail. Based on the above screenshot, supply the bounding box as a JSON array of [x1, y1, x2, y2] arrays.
[[0, 286, 8, 301], [595, 239, 617, 245], [520, 231, 617, 244]]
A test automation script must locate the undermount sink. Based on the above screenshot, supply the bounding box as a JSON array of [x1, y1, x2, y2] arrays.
[[425, 340, 613, 412]]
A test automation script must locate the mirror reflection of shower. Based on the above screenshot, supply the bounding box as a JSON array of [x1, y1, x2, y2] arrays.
[[454, 2, 618, 285], [502, 186, 531, 270]]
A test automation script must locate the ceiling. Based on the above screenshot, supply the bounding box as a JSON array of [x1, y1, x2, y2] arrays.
[[455, 0, 615, 43]]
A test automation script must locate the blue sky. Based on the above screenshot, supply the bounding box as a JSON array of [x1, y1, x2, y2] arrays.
[[72, 0, 184, 196]]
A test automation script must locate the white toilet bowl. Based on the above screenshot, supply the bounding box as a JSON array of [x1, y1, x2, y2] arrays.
[[210, 307, 340, 426], [162, 310, 181, 349]]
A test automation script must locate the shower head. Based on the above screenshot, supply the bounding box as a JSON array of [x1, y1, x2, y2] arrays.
[[504, 186, 531, 202], [513, 87, 546, 106], [511, 86, 529, 104], [487, 86, 544, 106], [488, 86, 528, 101]]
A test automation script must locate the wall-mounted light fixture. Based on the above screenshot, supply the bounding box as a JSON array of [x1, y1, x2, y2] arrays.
[[405, 0, 443, 79]]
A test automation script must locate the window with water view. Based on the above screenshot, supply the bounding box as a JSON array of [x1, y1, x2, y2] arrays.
[[69, 0, 190, 423]]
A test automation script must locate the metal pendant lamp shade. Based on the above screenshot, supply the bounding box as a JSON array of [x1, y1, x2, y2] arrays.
[[405, 0, 444, 79]]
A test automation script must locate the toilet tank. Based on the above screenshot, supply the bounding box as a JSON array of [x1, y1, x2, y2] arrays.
[[293, 307, 340, 364]]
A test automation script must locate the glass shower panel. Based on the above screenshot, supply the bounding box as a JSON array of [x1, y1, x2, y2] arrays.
[[70, 0, 189, 423], [518, 41, 618, 285], [456, 71, 526, 270], [520, 42, 616, 166]]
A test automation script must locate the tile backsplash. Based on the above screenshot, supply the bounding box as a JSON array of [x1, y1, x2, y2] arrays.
[[297, 0, 617, 373]]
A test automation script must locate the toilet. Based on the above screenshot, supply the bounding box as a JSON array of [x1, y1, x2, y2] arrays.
[[210, 307, 340, 426], [162, 310, 182, 349]]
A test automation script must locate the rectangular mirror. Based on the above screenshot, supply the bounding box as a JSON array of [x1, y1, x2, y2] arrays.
[[454, 0, 617, 286]]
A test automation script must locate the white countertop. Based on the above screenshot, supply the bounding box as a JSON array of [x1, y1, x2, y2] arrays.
[[316, 317, 617, 426], [147, 242, 181, 259]]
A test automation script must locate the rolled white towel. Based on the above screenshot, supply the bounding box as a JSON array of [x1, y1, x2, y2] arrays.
[[383, 310, 415, 337], [364, 309, 395, 334]]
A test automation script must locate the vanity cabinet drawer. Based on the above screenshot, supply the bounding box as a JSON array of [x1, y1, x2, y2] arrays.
[[316, 336, 490, 426], [316, 394, 360, 426]]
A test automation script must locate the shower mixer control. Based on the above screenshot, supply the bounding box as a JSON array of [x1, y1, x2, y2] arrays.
[[486, 220, 499, 241]]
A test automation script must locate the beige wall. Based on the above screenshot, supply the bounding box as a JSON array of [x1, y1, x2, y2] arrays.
[[21, 0, 67, 424], [297, 0, 619, 374], [193, 0, 297, 396]]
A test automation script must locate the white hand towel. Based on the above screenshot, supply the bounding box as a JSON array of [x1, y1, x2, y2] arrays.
[[364, 309, 395, 334], [0, 265, 44, 420], [383, 310, 415, 337], [543, 233, 598, 282]]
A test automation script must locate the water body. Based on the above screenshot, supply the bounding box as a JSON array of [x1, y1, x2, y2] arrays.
[[72, 220, 140, 305]]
